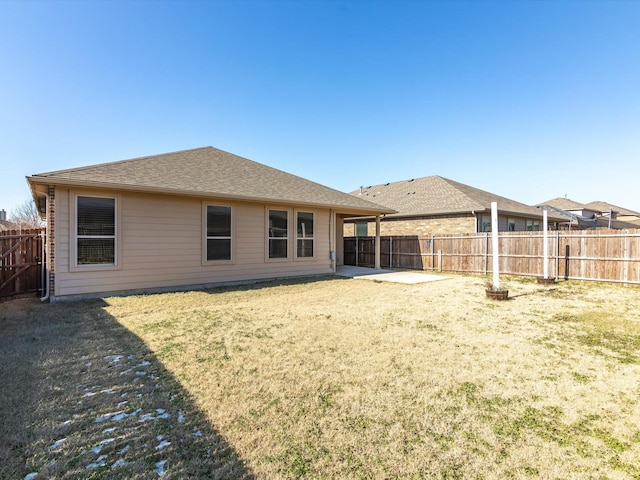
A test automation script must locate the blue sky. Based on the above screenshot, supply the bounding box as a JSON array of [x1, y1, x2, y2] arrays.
[[1, 0, 639, 216]]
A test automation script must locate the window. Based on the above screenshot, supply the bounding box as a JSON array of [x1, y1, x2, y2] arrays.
[[481, 215, 492, 232], [526, 220, 540, 231], [206, 205, 232, 261], [355, 222, 368, 237], [76, 195, 116, 265], [507, 218, 516, 232], [296, 212, 314, 258], [268, 209, 288, 259]]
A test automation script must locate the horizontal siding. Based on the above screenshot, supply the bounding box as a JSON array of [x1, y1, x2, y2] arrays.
[[54, 190, 334, 298]]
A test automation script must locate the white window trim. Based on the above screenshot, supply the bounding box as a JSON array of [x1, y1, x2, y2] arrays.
[[202, 203, 235, 265], [295, 210, 316, 260], [70, 192, 121, 271], [266, 207, 291, 262]]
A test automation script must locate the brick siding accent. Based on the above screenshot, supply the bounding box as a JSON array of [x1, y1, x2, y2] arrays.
[[345, 214, 476, 237]]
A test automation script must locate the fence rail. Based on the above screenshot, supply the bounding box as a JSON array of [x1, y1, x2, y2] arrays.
[[344, 229, 640, 285], [0, 228, 45, 298]]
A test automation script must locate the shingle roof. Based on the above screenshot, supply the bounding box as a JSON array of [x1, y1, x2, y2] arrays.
[[536, 197, 588, 211], [351, 175, 556, 219], [583, 201, 640, 217], [27, 147, 393, 215], [0, 220, 16, 232]]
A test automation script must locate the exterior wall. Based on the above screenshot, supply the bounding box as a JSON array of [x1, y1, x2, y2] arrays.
[[346, 215, 476, 237], [53, 188, 334, 299], [478, 215, 540, 232], [335, 216, 345, 266]]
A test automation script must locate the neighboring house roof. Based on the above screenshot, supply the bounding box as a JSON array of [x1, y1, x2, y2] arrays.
[[583, 201, 640, 218], [27, 146, 394, 216], [538, 204, 639, 230], [536, 197, 589, 211], [351, 175, 561, 220], [0, 220, 16, 232]]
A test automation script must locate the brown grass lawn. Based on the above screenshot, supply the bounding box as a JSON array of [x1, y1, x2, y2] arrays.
[[1, 274, 640, 479]]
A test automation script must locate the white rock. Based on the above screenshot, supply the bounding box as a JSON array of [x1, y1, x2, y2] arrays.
[[50, 438, 67, 450], [155, 460, 167, 477]]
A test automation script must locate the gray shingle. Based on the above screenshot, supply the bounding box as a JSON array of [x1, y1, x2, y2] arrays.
[[352, 176, 554, 219], [536, 197, 587, 211], [28, 147, 393, 215], [583, 201, 640, 217]]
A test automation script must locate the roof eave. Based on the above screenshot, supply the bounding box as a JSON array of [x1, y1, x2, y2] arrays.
[[26, 176, 394, 216]]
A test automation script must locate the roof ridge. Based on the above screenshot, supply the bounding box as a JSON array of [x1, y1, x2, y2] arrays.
[[536, 197, 586, 207], [428, 176, 485, 210], [354, 174, 444, 193], [438, 176, 511, 210], [585, 200, 640, 216]]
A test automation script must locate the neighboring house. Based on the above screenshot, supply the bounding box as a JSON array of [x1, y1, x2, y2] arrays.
[[535, 197, 601, 229], [0, 210, 15, 231], [27, 146, 393, 301], [344, 175, 564, 237], [537, 198, 640, 229], [537, 197, 600, 219], [0, 210, 9, 231], [583, 201, 640, 226]]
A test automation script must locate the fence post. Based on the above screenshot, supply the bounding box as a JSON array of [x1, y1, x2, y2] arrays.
[[390, 236, 393, 269], [491, 202, 500, 289], [355, 236, 358, 267], [542, 210, 549, 279], [484, 233, 489, 274], [437, 249, 442, 272], [555, 230, 560, 278], [431, 235, 435, 271], [623, 232, 629, 285]]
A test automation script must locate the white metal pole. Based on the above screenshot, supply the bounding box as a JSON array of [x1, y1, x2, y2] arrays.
[[491, 202, 499, 289], [374, 215, 381, 270], [543, 209, 549, 279]]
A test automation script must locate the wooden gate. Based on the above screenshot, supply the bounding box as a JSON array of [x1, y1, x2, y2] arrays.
[[0, 228, 45, 299]]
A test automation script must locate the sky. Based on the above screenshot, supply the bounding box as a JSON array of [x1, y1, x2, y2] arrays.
[[1, 0, 639, 217]]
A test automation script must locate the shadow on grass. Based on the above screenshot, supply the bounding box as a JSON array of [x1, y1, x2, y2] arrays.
[[200, 273, 351, 295], [0, 297, 254, 479]]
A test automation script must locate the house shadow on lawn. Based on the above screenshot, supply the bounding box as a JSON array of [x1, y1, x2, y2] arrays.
[[0, 297, 254, 480]]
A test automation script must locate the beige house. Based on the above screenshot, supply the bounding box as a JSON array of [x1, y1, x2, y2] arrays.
[[537, 198, 640, 229], [344, 176, 563, 237], [583, 201, 640, 227], [27, 147, 393, 301]]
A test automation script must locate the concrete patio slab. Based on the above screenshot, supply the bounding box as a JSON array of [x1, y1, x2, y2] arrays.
[[335, 266, 448, 284]]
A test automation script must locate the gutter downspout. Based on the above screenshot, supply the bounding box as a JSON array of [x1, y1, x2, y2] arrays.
[[40, 192, 50, 302], [329, 209, 336, 273]]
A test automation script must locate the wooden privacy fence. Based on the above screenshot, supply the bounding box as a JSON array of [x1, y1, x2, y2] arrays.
[[344, 229, 640, 285], [0, 228, 45, 298]]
